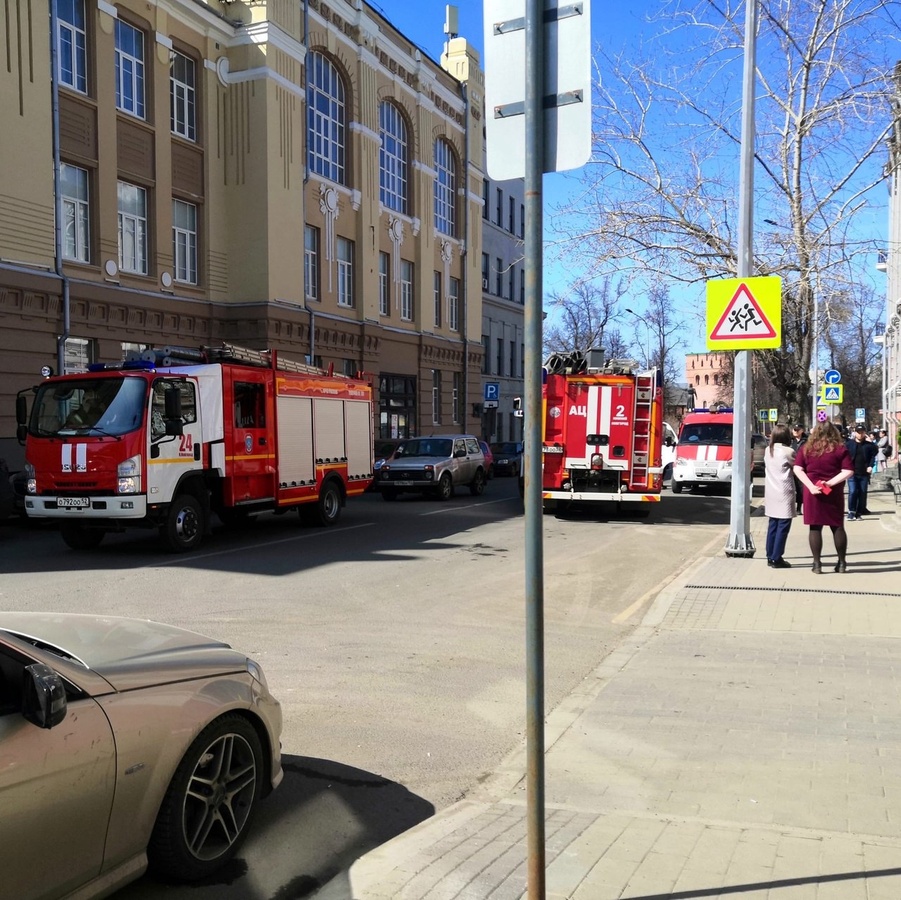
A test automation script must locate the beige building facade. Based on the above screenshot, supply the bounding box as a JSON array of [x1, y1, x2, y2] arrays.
[[0, 0, 486, 463]]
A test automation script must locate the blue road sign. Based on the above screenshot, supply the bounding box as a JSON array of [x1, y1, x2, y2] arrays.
[[484, 382, 500, 402], [824, 369, 841, 385]]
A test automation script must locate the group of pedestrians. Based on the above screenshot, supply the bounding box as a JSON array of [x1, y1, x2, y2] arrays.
[[763, 421, 894, 573]]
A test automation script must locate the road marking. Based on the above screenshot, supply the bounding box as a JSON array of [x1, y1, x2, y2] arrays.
[[419, 497, 518, 516]]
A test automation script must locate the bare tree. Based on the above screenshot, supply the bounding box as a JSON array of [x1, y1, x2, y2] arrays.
[[643, 283, 688, 385], [543, 277, 626, 357], [553, 0, 897, 426]]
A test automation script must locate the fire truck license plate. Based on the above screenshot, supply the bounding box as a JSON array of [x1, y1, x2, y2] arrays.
[[58, 497, 90, 508]]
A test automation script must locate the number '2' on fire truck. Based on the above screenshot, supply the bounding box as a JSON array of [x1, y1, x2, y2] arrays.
[[15, 344, 374, 552], [541, 350, 665, 513]]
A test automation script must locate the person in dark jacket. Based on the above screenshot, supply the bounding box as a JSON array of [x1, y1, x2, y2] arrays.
[[845, 425, 877, 519], [791, 424, 808, 514]]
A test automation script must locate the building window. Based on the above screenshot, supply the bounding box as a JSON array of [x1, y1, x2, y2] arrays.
[[172, 199, 197, 284], [337, 237, 354, 307], [481, 253, 490, 290], [60, 163, 90, 263], [508, 268, 515, 303], [400, 260, 413, 321], [449, 277, 459, 332], [520, 203, 525, 239], [434, 138, 456, 236], [117, 181, 147, 275], [379, 252, 390, 316], [170, 50, 196, 141], [495, 257, 502, 296], [304, 225, 319, 301], [496, 338, 503, 376], [115, 20, 145, 119], [521, 343, 525, 377], [496, 188, 502, 226], [307, 51, 346, 184], [432, 369, 441, 425], [482, 335, 490, 374], [482, 178, 489, 219], [57, 0, 87, 93], [379, 101, 407, 212], [520, 268, 525, 305], [509, 196, 516, 233], [433, 271, 442, 327], [453, 372, 462, 423], [509, 340, 515, 376], [63, 337, 96, 374]]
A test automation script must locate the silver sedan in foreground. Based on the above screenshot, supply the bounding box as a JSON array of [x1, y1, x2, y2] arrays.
[[0, 612, 282, 900]]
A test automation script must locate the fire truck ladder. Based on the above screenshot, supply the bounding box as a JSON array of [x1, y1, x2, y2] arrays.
[[629, 374, 655, 489]]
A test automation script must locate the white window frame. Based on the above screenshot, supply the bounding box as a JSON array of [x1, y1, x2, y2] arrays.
[[307, 51, 346, 184], [452, 372, 462, 424], [379, 101, 408, 213], [433, 271, 441, 327], [378, 252, 390, 316], [172, 199, 197, 285], [434, 138, 456, 236], [400, 260, 413, 322], [115, 20, 145, 119], [117, 181, 148, 275], [61, 163, 90, 263], [170, 50, 196, 141], [304, 225, 320, 301], [432, 369, 441, 425], [337, 236, 354, 308], [57, 0, 87, 93], [448, 277, 460, 332]]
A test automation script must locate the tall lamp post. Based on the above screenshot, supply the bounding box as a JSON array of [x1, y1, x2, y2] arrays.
[[624, 307, 651, 368]]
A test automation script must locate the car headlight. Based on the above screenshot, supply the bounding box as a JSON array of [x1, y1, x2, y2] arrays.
[[25, 462, 36, 494], [246, 658, 269, 691], [117, 455, 141, 494]]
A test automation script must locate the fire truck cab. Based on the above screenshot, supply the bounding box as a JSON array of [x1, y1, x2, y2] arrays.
[[671, 407, 735, 493]]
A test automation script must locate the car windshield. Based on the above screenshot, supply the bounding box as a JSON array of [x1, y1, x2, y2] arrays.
[[491, 442, 520, 454], [30, 377, 147, 437], [374, 441, 398, 458], [678, 423, 733, 446], [395, 439, 452, 458]]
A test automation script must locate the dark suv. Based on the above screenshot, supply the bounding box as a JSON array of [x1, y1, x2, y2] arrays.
[[375, 435, 487, 501]]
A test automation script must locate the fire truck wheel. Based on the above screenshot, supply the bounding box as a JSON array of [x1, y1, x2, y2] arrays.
[[60, 522, 105, 550], [469, 470, 485, 496], [313, 481, 342, 526], [435, 473, 454, 501], [161, 494, 205, 552], [671, 481, 683, 494]]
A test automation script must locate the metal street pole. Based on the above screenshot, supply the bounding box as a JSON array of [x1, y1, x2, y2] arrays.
[[523, 0, 546, 895], [725, 0, 757, 558], [810, 290, 818, 426]]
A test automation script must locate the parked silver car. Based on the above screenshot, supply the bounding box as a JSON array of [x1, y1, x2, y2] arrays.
[[0, 612, 282, 900], [375, 434, 487, 501]]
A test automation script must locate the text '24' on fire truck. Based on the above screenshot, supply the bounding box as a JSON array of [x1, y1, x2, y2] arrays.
[[540, 350, 666, 516], [15, 344, 374, 552]]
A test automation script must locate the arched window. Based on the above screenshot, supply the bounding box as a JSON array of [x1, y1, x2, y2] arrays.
[[705, 375, 709, 385], [434, 138, 456, 236], [307, 51, 346, 184], [695, 375, 700, 385], [379, 101, 408, 212]]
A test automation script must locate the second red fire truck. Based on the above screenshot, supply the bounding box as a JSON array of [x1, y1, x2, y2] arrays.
[[541, 349, 666, 514]]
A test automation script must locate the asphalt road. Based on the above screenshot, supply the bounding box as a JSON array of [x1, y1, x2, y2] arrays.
[[0, 478, 739, 899]]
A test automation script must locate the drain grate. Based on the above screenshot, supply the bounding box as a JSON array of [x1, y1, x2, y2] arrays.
[[685, 583, 901, 599]]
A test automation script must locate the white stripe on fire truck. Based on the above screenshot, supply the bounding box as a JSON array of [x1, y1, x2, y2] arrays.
[[598, 386, 611, 460], [62, 443, 72, 473], [76, 443, 87, 472]]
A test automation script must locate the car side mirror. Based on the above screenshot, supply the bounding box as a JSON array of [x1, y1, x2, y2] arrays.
[[22, 663, 67, 729]]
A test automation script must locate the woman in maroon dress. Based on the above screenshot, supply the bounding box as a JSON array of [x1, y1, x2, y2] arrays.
[[792, 422, 853, 573]]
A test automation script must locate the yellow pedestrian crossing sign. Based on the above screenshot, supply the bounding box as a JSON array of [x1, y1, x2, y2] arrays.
[[706, 276, 782, 350], [821, 385, 843, 403]]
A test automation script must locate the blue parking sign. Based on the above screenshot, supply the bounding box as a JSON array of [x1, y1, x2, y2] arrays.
[[484, 383, 500, 402]]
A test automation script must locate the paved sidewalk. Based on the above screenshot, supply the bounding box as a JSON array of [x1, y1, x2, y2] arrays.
[[315, 491, 901, 900]]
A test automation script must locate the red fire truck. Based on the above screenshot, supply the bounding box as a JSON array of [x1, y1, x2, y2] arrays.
[[541, 350, 665, 514], [15, 344, 374, 551]]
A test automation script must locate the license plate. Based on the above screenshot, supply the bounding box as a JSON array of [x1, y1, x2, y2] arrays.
[[58, 497, 90, 508], [394, 480, 414, 486]]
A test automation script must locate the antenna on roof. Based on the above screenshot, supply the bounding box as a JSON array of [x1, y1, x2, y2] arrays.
[[444, 4, 459, 39]]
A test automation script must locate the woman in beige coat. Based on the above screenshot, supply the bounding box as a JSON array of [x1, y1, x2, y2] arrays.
[[764, 424, 796, 568]]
